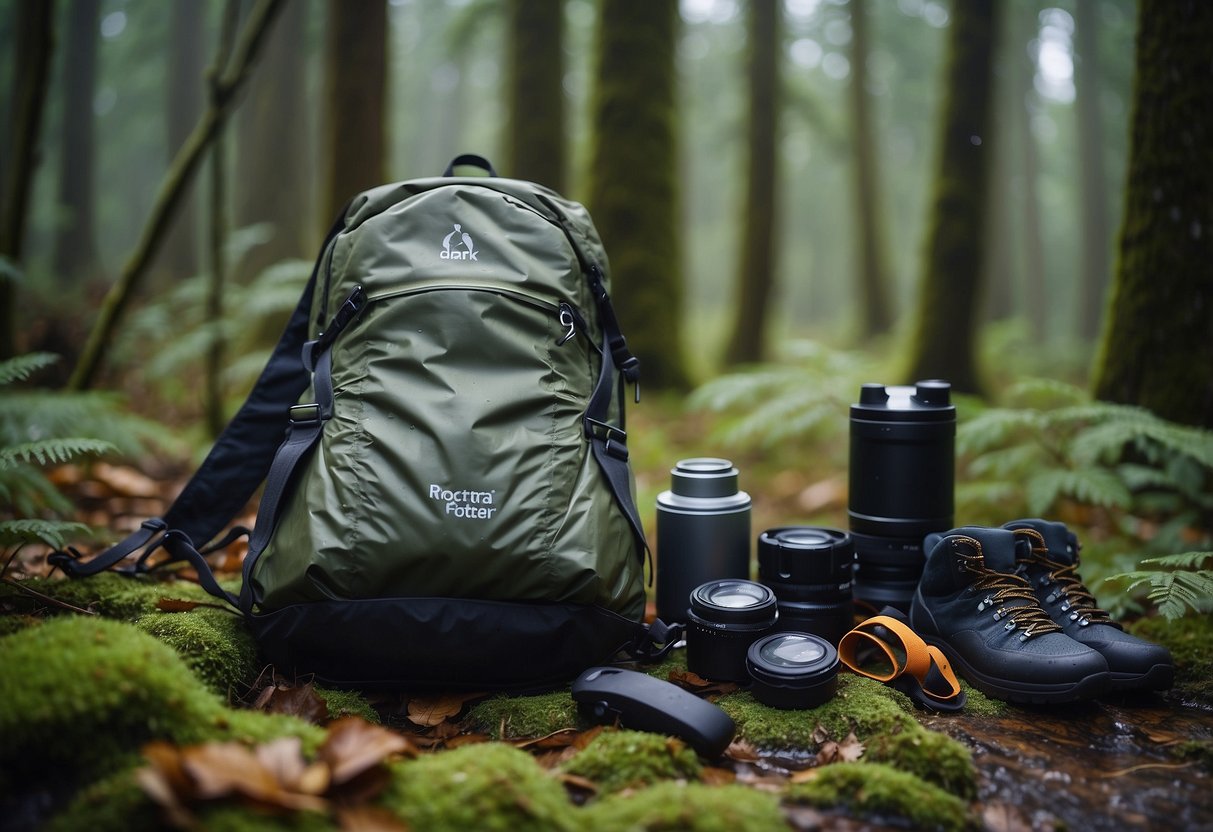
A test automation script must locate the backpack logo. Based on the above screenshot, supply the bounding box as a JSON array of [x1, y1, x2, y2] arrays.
[[440, 223, 478, 261], [429, 484, 497, 519]]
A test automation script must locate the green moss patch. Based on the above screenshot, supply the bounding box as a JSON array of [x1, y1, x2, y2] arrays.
[[135, 608, 259, 696], [563, 730, 701, 794], [863, 728, 977, 799], [581, 781, 785, 831], [382, 742, 574, 831], [1129, 614, 1213, 706], [718, 674, 916, 749], [465, 690, 582, 739], [0, 616, 321, 782], [787, 761, 972, 832], [19, 573, 222, 620], [314, 686, 380, 723]]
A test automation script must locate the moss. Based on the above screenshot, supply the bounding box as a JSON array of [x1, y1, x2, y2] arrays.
[[562, 730, 701, 794], [46, 770, 161, 832], [0, 616, 322, 782], [381, 742, 574, 831], [718, 675, 916, 749], [135, 608, 260, 696], [787, 762, 972, 832], [20, 573, 224, 621], [863, 728, 977, 799], [0, 613, 40, 637], [1129, 614, 1213, 706], [314, 686, 379, 723], [956, 680, 1007, 717], [198, 806, 336, 831], [581, 781, 785, 831], [1174, 739, 1213, 771], [465, 690, 582, 740]]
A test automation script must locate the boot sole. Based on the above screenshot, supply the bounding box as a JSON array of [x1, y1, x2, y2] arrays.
[[922, 635, 1111, 705], [1110, 663, 1175, 692]]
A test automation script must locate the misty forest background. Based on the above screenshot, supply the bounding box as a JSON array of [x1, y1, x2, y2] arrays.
[[1, 0, 1212, 617]]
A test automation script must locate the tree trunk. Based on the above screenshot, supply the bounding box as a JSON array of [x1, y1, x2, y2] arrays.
[[1074, 0, 1111, 341], [1092, 0, 1213, 427], [847, 0, 892, 339], [53, 0, 101, 285], [68, 0, 286, 390], [322, 0, 387, 226], [586, 0, 688, 389], [1015, 4, 1046, 339], [235, 0, 311, 278], [160, 0, 207, 282], [723, 0, 781, 367], [0, 0, 55, 360], [903, 0, 999, 394], [506, 0, 565, 192]]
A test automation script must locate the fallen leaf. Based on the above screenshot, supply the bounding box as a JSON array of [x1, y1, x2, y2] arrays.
[[789, 768, 821, 784], [336, 805, 411, 832], [724, 738, 760, 762], [180, 741, 327, 812], [405, 692, 483, 727], [259, 682, 329, 724], [837, 730, 864, 762], [667, 669, 740, 697], [92, 462, 162, 498], [810, 723, 832, 745], [319, 718, 415, 785], [700, 766, 737, 786]]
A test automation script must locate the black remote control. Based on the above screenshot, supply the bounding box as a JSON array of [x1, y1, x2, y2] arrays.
[[571, 666, 736, 758]]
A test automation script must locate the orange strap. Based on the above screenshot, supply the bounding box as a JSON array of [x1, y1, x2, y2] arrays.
[[838, 615, 963, 706]]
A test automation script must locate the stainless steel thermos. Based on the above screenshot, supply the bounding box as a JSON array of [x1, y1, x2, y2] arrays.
[[655, 458, 752, 623]]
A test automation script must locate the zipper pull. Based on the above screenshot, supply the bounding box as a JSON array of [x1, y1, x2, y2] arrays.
[[556, 302, 578, 346]]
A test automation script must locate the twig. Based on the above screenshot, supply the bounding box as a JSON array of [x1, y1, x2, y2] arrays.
[[1, 576, 97, 615], [1095, 761, 1196, 778]]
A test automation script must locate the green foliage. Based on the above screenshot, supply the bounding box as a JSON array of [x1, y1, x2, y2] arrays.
[[786, 761, 972, 832], [134, 608, 260, 696], [956, 379, 1213, 616], [465, 689, 582, 740], [0, 353, 175, 555], [1105, 552, 1213, 620], [687, 339, 876, 452], [581, 781, 785, 831], [117, 253, 311, 411]]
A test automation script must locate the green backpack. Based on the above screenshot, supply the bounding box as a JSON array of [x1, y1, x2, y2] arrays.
[[54, 156, 653, 690]]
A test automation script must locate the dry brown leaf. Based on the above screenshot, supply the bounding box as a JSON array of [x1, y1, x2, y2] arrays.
[[336, 805, 411, 832], [319, 718, 414, 785], [724, 738, 760, 762], [810, 723, 832, 746], [259, 682, 329, 724], [789, 767, 821, 784], [92, 462, 162, 498], [405, 692, 483, 727], [667, 668, 740, 697], [699, 766, 737, 786], [836, 730, 864, 762]]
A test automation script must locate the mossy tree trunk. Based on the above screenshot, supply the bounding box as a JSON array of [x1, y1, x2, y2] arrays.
[[1092, 0, 1213, 427], [723, 0, 781, 367], [506, 0, 565, 193], [847, 0, 892, 339], [322, 0, 387, 226], [0, 0, 55, 360], [903, 0, 999, 394], [53, 0, 102, 286], [235, 0, 312, 278], [1074, 0, 1111, 342], [586, 0, 688, 389], [1014, 2, 1046, 338]]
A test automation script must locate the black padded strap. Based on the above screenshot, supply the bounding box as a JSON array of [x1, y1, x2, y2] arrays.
[[442, 153, 498, 177]]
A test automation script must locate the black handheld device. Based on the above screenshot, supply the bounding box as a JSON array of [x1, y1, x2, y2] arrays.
[[571, 666, 736, 758]]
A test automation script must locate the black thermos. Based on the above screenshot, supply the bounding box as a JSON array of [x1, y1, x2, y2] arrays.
[[848, 380, 955, 612]]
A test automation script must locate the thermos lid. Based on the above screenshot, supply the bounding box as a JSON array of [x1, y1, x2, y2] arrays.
[[757, 527, 854, 584], [669, 458, 741, 498], [850, 380, 955, 423]]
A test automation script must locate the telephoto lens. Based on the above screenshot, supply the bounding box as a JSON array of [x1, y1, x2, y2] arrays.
[[656, 458, 752, 623], [849, 380, 955, 613], [686, 579, 777, 682], [757, 527, 855, 645], [746, 632, 839, 710]]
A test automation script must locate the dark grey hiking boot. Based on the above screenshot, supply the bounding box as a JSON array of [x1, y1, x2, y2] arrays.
[[1004, 519, 1175, 692], [910, 526, 1111, 704]]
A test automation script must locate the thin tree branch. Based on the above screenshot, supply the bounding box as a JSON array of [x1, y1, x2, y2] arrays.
[[67, 0, 286, 390]]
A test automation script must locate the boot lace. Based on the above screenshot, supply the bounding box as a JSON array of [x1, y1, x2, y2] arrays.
[[1021, 548, 1115, 627], [952, 536, 1062, 641]]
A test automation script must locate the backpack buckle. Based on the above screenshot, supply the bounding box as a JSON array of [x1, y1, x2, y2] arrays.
[[289, 403, 322, 425], [584, 417, 629, 461]]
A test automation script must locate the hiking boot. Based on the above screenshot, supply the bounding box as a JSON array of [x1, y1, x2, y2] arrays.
[[1004, 519, 1175, 692], [910, 526, 1111, 704]]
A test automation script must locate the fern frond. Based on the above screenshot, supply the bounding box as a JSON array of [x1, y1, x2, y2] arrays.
[[956, 409, 1043, 456], [0, 352, 59, 386], [1140, 551, 1213, 570], [1025, 467, 1132, 515], [0, 438, 115, 469], [0, 462, 74, 516], [1002, 377, 1089, 409], [0, 392, 180, 457], [1070, 415, 1213, 469], [964, 443, 1042, 480], [0, 518, 93, 550]]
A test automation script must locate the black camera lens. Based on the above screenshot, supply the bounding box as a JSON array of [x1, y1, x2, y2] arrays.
[[686, 580, 777, 682], [746, 632, 839, 710], [849, 381, 955, 612], [757, 527, 854, 646]]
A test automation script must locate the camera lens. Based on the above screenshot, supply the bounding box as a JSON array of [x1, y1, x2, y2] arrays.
[[746, 632, 839, 710], [757, 527, 854, 646], [686, 579, 777, 681], [849, 381, 955, 612]]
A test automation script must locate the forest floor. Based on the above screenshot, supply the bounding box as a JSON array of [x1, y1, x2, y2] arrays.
[[2, 397, 1212, 831]]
